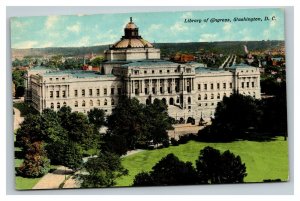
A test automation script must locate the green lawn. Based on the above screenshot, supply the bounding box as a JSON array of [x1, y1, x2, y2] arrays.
[[116, 137, 289, 187], [15, 158, 41, 190]]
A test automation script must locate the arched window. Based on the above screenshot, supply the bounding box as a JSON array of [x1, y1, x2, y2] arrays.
[[111, 98, 115, 106], [75, 101, 78, 107], [82, 100, 85, 107], [90, 100, 93, 106], [63, 102, 67, 107], [104, 99, 107, 105], [57, 102, 60, 109], [51, 103, 54, 109], [97, 100, 100, 106]]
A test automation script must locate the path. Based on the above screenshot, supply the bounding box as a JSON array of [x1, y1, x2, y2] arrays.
[[13, 107, 24, 130], [32, 166, 73, 189]]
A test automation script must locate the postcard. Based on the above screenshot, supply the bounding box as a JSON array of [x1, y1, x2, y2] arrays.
[[11, 8, 288, 190]]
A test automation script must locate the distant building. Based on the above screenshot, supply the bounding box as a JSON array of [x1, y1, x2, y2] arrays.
[[25, 18, 261, 123]]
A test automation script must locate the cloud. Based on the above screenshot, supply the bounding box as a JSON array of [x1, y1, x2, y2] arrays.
[[76, 36, 90, 47], [170, 22, 188, 32], [67, 22, 81, 33], [181, 12, 193, 19], [149, 24, 162, 30], [13, 40, 39, 49], [45, 16, 59, 30], [223, 23, 232, 32], [199, 33, 218, 42]]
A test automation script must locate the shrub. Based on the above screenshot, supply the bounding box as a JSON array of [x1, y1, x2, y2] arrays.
[[170, 138, 179, 146]]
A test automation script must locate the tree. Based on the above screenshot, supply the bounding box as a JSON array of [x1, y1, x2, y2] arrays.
[[132, 172, 154, 186], [78, 152, 128, 188], [18, 141, 50, 178], [90, 56, 104, 67], [133, 153, 198, 186], [144, 99, 174, 146], [16, 114, 43, 149], [199, 93, 262, 140], [196, 146, 247, 184], [87, 108, 106, 129], [106, 96, 146, 152]]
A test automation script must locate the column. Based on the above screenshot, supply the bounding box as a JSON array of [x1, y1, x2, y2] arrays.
[[149, 79, 152, 94]]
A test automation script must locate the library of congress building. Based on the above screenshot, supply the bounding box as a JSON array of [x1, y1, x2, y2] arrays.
[[25, 18, 261, 123]]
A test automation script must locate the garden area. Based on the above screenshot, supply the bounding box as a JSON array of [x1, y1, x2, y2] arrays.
[[116, 137, 289, 186]]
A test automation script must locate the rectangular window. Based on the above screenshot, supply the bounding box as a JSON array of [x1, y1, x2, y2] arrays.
[[50, 91, 53, 98], [252, 82, 255, 87], [152, 70, 155, 74], [82, 89, 85, 97], [167, 70, 170, 73], [204, 84, 207, 90], [111, 88, 115, 95], [144, 70, 147, 74], [198, 84, 201, 90], [104, 88, 107, 95], [247, 82, 249, 88], [223, 83, 226, 89], [89, 89, 92, 96], [145, 88, 148, 95], [159, 70, 162, 74], [230, 83, 233, 89], [211, 83, 214, 90], [242, 82, 244, 88], [62, 91, 66, 98], [118, 88, 121, 95], [56, 91, 59, 98], [97, 89, 100, 96], [74, 90, 78, 97], [217, 83, 220, 89]]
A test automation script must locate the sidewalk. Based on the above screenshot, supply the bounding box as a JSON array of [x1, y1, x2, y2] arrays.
[[32, 166, 73, 189], [13, 107, 24, 130]]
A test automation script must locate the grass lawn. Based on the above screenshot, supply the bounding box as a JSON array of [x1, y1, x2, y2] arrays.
[[15, 158, 41, 190], [116, 137, 289, 187]]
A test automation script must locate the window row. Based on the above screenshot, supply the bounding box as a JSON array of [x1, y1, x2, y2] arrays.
[[50, 99, 116, 109], [197, 93, 229, 101], [50, 91, 66, 98], [49, 77, 66, 81], [197, 82, 232, 91], [73, 87, 122, 97], [241, 81, 255, 88]]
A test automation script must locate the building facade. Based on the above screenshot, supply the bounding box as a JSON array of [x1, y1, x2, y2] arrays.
[[25, 18, 261, 123]]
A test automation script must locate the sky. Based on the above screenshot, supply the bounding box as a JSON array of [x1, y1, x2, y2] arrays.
[[10, 8, 285, 49]]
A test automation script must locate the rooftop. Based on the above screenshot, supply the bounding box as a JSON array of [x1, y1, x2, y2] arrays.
[[121, 60, 178, 67], [44, 70, 116, 79], [195, 67, 226, 74], [226, 63, 257, 69]]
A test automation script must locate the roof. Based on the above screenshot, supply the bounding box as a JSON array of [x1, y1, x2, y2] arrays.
[[125, 21, 138, 29], [29, 66, 53, 71], [226, 63, 257, 69], [195, 67, 226, 74], [43, 70, 116, 79], [112, 38, 153, 49], [121, 60, 178, 68]]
